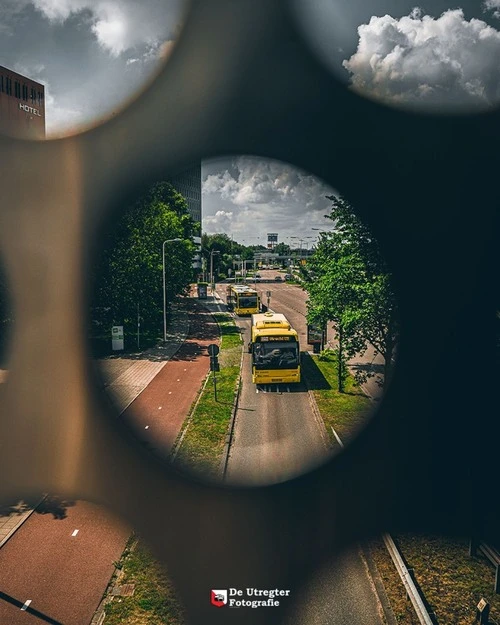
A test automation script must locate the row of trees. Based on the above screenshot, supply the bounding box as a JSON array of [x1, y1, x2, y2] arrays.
[[90, 182, 198, 351], [200, 234, 269, 279], [302, 195, 398, 391]]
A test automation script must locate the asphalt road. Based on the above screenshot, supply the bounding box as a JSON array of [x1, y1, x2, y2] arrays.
[[218, 278, 332, 486], [0, 498, 130, 625], [240, 270, 385, 399], [286, 547, 385, 625], [224, 317, 331, 486], [219, 277, 386, 623]]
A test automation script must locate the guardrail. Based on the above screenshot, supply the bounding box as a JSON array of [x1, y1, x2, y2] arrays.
[[383, 534, 435, 625], [470, 539, 500, 593]]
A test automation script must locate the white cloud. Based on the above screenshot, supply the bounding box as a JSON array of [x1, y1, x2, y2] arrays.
[[30, 0, 181, 57], [343, 8, 500, 111], [202, 157, 336, 240], [484, 0, 500, 18], [203, 210, 234, 234]]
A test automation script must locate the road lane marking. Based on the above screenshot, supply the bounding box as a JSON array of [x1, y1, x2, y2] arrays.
[[21, 600, 32, 610], [71, 529, 79, 537], [331, 426, 344, 449]]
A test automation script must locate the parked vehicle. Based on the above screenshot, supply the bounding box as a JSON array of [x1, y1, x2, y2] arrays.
[[274, 275, 282, 281]]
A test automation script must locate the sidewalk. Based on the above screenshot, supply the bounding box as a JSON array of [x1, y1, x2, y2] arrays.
[[98, 301, 191, 415], [119, 292, 225, 456], [0, 295, 223, 548]]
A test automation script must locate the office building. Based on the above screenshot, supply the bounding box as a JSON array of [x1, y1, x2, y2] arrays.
[[0, 65, 45, 140], [169, 163, 201, 232]]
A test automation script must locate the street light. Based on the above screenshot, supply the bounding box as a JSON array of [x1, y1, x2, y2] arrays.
[[163, 238, 182, 342], [210, 250, 220, 295]]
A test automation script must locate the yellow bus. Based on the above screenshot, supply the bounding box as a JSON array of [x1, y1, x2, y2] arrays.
[[249, 312, 301, 384], [227, 284, 261, 316]]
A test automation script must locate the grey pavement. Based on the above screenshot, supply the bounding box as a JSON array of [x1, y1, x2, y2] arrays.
[[97, 302, 191, 415]]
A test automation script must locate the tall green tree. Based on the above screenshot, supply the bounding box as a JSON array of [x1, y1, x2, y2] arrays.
[[303, 195, 398, 390], [92, 182, 196, 340]]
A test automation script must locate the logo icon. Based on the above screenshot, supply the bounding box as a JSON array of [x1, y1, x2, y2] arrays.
[[211, 589, 227, 607]]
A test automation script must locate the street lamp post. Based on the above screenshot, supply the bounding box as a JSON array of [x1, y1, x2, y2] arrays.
[[163, 238, 182, 343], [210, 250, 220, 295]]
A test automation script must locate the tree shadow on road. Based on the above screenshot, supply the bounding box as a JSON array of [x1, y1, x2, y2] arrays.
[[0, 496, 43, 517], [35, 495, 77, 519]]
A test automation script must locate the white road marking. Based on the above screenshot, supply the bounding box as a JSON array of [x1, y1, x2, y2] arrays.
[[331, 426, 344, 449], [21, 600, 32, 611], [71, 529, 79, 537]]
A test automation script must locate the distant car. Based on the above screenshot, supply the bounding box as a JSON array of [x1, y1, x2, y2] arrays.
[[284, 274, 293, 281], [255, 273, 261, 278], [275, 275, 282, 281]]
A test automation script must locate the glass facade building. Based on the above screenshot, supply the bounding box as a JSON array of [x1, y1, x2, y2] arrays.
[[169, 163, 201, 233]]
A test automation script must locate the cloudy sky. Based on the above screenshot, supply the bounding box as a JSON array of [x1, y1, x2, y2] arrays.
[[201, 156, 337, 246], [0, 0, 184, 136], [293, 0, 500, 112]]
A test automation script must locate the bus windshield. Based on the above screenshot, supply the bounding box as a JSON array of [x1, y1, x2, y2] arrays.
[[239, 295, 258, 308], [252, 341, 299, 369]]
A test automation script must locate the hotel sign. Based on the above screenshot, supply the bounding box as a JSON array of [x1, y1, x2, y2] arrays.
[[19, 103, 41, 117]]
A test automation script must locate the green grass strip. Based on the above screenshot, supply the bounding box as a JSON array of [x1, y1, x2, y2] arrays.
[[370, 534, 500, 625], [103, 535, 186, 625], [174, 312, 241, 480], [301, 351, 373, 446]]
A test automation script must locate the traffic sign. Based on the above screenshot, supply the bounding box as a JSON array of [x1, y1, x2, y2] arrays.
[[207, 344, 219, 356]]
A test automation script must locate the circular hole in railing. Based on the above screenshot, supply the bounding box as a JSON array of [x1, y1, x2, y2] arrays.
[[89, 156, 397, 487], [0, 0, 187, 140], [291, 1, 500, 115], [0, 495, 186, 624]]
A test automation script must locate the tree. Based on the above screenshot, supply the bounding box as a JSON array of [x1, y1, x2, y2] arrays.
[[273, 242, 291, 257], [91, 182, 196, 343], [302, 195, 398, 390]]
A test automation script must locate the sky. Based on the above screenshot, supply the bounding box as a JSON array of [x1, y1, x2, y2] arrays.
[[2, 1, 500, 237], [293, 0, 500, 112], [0, 0, 184, 136], [201, 156, 337, 247]]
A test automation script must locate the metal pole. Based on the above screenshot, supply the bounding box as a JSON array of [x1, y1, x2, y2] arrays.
[[162, 238, 181, 342], [162, 240, 167, 342]]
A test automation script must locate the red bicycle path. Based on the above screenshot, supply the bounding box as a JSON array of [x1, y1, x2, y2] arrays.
[[120, 298, 220, 456]]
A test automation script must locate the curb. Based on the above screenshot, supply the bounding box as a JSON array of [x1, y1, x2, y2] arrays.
[[220, 341, 244, 481], [360, 541, 399, 625]]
